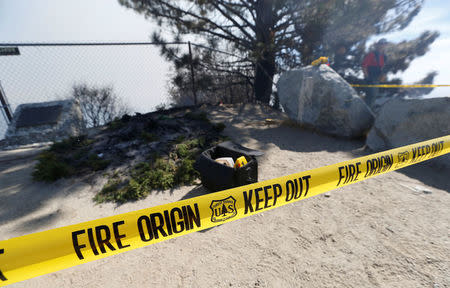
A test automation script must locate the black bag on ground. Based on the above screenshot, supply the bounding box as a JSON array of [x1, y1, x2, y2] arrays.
[[194, 141, 263, 192]]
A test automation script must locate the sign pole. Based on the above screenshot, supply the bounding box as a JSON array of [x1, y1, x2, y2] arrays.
[[0, 47, 19, 124], [0, 82, 13, 123]]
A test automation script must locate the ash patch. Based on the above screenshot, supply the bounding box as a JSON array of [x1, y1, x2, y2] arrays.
[[32, 107, 227, 203]]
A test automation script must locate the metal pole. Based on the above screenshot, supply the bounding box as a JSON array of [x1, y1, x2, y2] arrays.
[[0, 41, 187, 47], [188, 41, 198, 105], [0, 81, 13, 123]]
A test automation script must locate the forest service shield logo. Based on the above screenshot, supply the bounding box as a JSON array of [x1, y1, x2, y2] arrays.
[[396, 151, 410, 167], [210, 196, 237, 223]]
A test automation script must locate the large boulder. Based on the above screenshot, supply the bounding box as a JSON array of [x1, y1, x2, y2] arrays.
[[277, 65, 374, 138], [366, 97, 450, 168]]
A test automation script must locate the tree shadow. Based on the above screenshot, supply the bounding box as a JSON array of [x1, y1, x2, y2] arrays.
[[179, 185, 210, 201], [0, 151, 81, 233], [13, 210, 63, 234], [179, 185, 220, 233], [392, 161, 449, 192], [227, 124, 365, 154], [206, 103, 365, 154], [347, 148, 450, 193], [204, 103, 284, 125], [212, 104, 449, 192]]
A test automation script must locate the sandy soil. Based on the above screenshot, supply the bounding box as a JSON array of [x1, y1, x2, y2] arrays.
[[1, 104, 449, 288]]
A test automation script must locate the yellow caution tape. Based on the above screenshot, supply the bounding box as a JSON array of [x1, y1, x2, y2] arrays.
[[351, 84, 450, 88], [311, 56, 329, 66], [0, 136, 449, 286]]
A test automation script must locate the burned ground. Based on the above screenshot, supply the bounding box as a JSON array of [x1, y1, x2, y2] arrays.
[[32, 106, 227, 203]]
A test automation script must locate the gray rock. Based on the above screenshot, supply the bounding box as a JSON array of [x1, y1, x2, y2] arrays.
[[277, 65, 374, 138], [371, 96, 394, 114], [2, 100, 85, 147], [366, 97, 450, 168]]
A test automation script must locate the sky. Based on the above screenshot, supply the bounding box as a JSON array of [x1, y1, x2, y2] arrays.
[[369, 0, 450, 96], [0, 0, 173, 137], [0, 0, 449, 137]]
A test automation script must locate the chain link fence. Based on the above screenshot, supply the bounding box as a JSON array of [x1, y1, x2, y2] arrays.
[[0, 42, 176, 139], [0, 41, 256, 140]]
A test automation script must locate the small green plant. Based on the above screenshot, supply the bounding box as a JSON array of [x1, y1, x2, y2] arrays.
[[94, 179, 126, 203], [176, 143, 190, 158], [174, 158, 198, 184], [174, 137, 206, 160], [50, 135, 93, 153], [42, 107, 227, 203], [72, 147, 90, 161], [141, 131, 158, 142], [149, 169, 175, 189], [85, 154, 111, 171], [95, 153, 201, 203], [125, 178, 149, 200], [184, 137, 205, 149], [33, 134, 111, 182], [129, 159, 176, 192], [185, 111, 209, 122], [32, 152, 74, 182], [153, 157, 176, 171]]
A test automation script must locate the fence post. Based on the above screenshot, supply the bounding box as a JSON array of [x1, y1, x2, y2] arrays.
[[188, 41, 198, 105], [0, 81, 13, 124]]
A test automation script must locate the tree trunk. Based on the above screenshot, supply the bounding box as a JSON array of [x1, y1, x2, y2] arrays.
[[254, 0, 275, 104]]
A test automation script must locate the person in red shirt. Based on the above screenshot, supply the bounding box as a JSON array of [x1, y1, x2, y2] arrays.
[[362, 38, 388, 106]]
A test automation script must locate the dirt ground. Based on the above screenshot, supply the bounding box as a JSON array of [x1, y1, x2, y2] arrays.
[[1, 104, 449, 288]]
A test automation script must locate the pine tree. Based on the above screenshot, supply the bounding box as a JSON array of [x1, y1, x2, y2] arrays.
[[119, 0, 437, 103]]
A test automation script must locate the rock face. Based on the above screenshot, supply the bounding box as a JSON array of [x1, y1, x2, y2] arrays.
[[3, 100, 85, 147], [277, 65, 374, 138], [366, 97, 450, 149], [366, 97, 450, 168]]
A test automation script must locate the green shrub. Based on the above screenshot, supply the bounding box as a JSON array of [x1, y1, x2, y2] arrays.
[[185, 137, 205, 149], [32, 152, 74, 182], [153, 158, 176, 172], [85, 154, 110, 171], [96, 155, 199, 203], [176, 143, 190, 158], [50, 135, 93, 153], [125, 178, 150, 201], [72, 148, 89, 160], [175, 158, 198, 184], [132, 158, 175, 190], [141, 131, 158, 142], [185, 111, 209, 122], [148, 169, 175, 190], [33, 135, 109, 182], [94, 179, 125, 203]]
